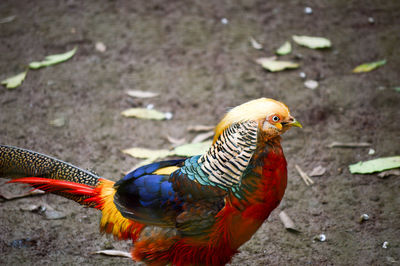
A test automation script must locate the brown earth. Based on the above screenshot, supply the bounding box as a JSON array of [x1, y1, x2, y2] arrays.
[[0, 0, 399, 265]]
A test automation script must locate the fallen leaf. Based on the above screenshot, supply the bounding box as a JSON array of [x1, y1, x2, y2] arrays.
[[349, 156, 400, 174], [327, 142, 371, 148], [126, 90, 159, 98], [191, 130, 214, 143], [279, 211, 300, 233], [44, 209, 66, 220], [0, 15, 16, 24], [121, 147, 171, 159], [292, 35, 331, 49], [166, 135, 186, 146], [1, 71, 27, 89], [121, 108, 169, 120], [94, 250, 132, 258], [256, 57, 299, 72], [309, 165, 326, 177], [49, 117, 66, 128], [173, 141, 212, 157], [29, 47, 77, 69], [352, 59, 386, 73], [187, 125, 215, 132], [250, 37, 263, 50], [276, 41, 292, 55], [0, 189, 44, 201], [377, 169, 400, 178]]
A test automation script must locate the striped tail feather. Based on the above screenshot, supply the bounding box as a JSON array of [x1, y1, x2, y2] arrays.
[[1, 145, 145, 241], [0, 145, 101, 206]]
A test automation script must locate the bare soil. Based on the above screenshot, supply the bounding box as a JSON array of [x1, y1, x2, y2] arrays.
[[1, 0, 399, 265]]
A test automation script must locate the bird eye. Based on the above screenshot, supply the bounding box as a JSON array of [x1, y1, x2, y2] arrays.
[[272, 115, 280, 122]]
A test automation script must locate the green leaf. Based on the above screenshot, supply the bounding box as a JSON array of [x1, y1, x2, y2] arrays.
[[173, 141, 212, 157], [122, 147, 171, 159], [349, 156, 400, 174], [1, 71, 27, 89], [256, 57, 299, 72], [352, 59, 386, 73], [121, 108, 169, 120], [292, 35, 331, 49], [29, 47, 77, 69], [276, 41, 292, 55], [394, 87, 400, 93]]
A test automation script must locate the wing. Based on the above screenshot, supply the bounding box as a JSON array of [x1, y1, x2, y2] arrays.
[[113, 158, 227, 236]]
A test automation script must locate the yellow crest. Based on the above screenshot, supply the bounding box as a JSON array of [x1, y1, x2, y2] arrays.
[[213, 98, 290, 143]]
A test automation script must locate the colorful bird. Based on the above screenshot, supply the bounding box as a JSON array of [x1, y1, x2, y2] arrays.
[[0, 98, 301, 266]]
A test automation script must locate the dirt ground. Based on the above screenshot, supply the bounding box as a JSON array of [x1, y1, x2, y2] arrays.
[[1, 0, 399, 265]]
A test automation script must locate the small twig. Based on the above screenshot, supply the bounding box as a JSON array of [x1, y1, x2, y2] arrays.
[[94, 250, 132, 258], [327, 142, 371, 148], [295, 164, 314, 186]]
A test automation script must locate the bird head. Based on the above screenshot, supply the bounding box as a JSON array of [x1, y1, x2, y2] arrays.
[[213, 98, 302, 143]]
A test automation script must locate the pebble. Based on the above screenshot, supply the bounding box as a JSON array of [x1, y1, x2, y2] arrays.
[[221, 18, 228, 24], [368, 17, 375, 24], [314, 234, 326, 242], [304, 7, 313, 14], [359, 214, 370, 223], [304, 80, 319, 90], [164, 112, 173, 120], [299, 72, 307, 79]]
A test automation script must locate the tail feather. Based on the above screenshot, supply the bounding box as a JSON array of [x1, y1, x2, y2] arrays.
[[1, 145, 102, 206], [0, 145, 100, 186], [7, 177, 101, 206], [1, 145, 146, 240]]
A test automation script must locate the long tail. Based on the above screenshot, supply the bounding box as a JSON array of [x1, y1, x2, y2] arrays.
[[0, 145, 102, 206], [0, 145, 145, 240]]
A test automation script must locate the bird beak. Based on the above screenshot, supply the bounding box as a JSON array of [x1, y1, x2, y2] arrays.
[[286, 116, 302, 128], [290, 119, 302, 128]]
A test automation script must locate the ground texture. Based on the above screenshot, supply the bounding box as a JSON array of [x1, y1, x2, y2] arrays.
[[0, 0, 399, 265]]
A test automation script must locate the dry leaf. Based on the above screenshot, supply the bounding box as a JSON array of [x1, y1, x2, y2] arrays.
[[292, 35, 331, 49], [352, 60, 386, 73], [1, 71, 27, 89], [29, 47, 77, 69], [122, 147, 171, 159], [121, 108, 168, 120], [94, 250, 132, 258], [276, 41, 292, 55], [166, 135, 186, 146], [0, 189, 44, 201], [187, 125, 215, 132], [279, 211, 300, 232], [126, 90, 159, 98], [309, 165, 326, 177], [173, 141, 212, 157], [191, 130, 214, 143], [256, 57, 299, 72], [250, 37, 263, 50]]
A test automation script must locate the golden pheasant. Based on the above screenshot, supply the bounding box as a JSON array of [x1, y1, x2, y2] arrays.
[[0, 98, 301, 265]]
